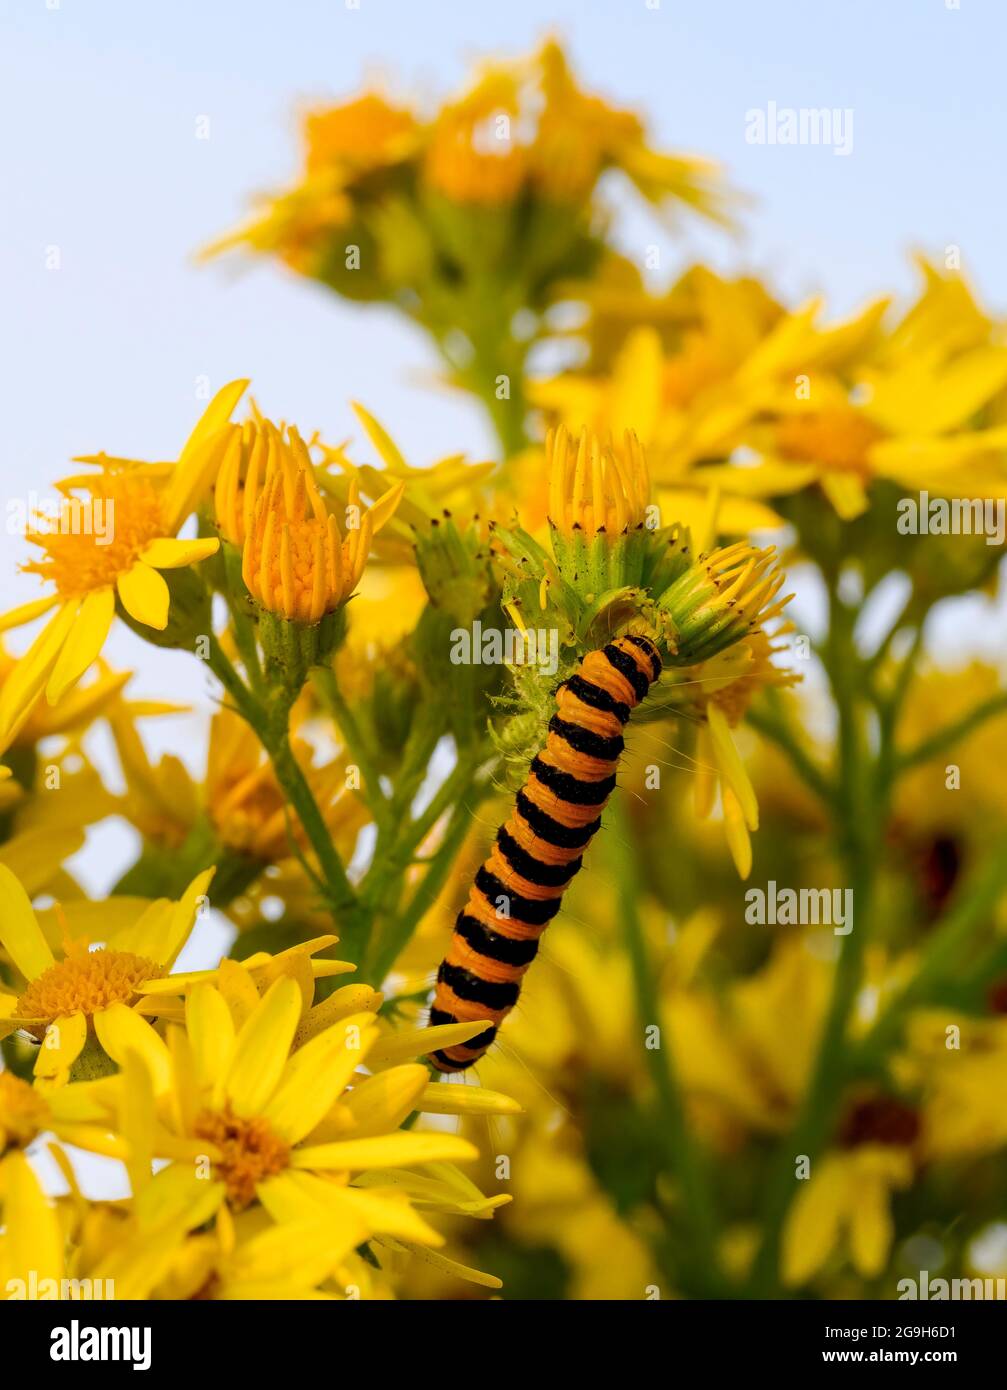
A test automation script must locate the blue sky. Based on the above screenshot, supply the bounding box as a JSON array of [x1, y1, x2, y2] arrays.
[[1, 0, 1004, 896], [3, 0, 1004, 508]]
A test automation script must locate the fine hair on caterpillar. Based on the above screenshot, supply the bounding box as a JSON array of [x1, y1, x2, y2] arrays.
[[427, 633, 662, 1072]]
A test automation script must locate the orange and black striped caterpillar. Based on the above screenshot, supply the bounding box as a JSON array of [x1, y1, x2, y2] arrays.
[[428, 633, 662, 1072]]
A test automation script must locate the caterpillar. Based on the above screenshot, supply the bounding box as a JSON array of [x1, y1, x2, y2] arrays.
[[428, 633, 662, 1072]]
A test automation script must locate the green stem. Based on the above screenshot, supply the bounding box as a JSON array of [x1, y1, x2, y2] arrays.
[[863, 585, 917, 679], [359, 751, 484, 980], [748, 581, 879, 1294], [311, 666, 392, 831], [227, 596, 264, 696], [365, 780, 485, 984], [895, 691, 1007, 773], [428, 314, 532, 460], [745, 702, 834, 807], [610, 796, 726, 1296], [207, 634, 367, 960]]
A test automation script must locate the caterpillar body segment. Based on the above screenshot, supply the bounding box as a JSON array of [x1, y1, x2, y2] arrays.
[[428, 634, 662, 1072]]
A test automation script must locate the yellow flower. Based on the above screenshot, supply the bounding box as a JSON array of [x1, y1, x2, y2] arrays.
[[0, 864, 213, 1084], [0, 383, 246, 748], [205, 707, 367, 863], [302, 93, 418, 179], [238, 422, 403, 623], [0, 1069, 125, 1162], [662, 939, 816, 1135], [688, 627, 800, 878], [340, 401, 496, 522], [103, 973, 510, 1291], [423, 69, 526, 207], [204, 93, 418, 275], [546, 424, 650, 540], [530, 285, 807, 533], [106, 694, 366, 871], [896, 1009, 1007, 1159], [101, 1197, 387, 1300], [0, 645, 131, 754], [782, 1142, 915, 1287], [132, 934, 361, 1026], [893, 662, 1007, 837], [528, 39, 643, 202], [531, 39, 728, 220], [537, 254, 1007, 527]]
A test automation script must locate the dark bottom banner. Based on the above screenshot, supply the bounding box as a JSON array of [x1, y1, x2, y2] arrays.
[[8, 1298, 1000, 1374]]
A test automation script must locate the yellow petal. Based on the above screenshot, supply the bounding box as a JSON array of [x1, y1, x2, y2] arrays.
[[366, 481, 407, 535], [707, 705, 758, 831], [0, 826, 85, 896], [366, 1019, 488, 1069], [351, 402, 408, 472], [419, 1082, 523, 1116], [722, 787, 753, 880], [0, 862, 55, 980], [260, 1169, 441, 1245], [34, 1011, 87, 1082], [116, 562, 170, 630], [160, 868, 215, 967], [291, 1131, 479, 1172], [117, 1046, 157, 1196], [693, 727, 717, 821], [262, 1013, 378, 1144], [849, 1175, 895, 1278], [133, 1162, 226, 1235], [139, 537, 220, 569], [0, 593, 60, 635], [94, 1001, 173, 1095], [214, 957, 262, 1029], [611, 328, 663, 440], [160, 380, 249, 534], [376, 1236, 502, 1290], [221, 976, 301, 1116], [183, 984, 235, 1093], [820, 471, 869, 521], [782, 1157, 848, 1287], [313, 1064, 428, 1140], [229, 1214, 366, 1287], [294, 984, 384, 1048], [183, 380, 250, 456], [0, 602, 79, 743], [45, 587, 116, 705], [2, 1151, 63, 1285]]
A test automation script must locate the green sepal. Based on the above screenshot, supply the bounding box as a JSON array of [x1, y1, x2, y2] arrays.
[[258, 606, 347, 701]]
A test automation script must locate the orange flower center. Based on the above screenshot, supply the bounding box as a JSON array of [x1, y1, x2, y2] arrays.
[[776, 409, 884, 475], [22, 474, 165, 598], [193, 1106, 291, 1208], [15, 949, 164, 1031], [0, 1071, 50, 1152]]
